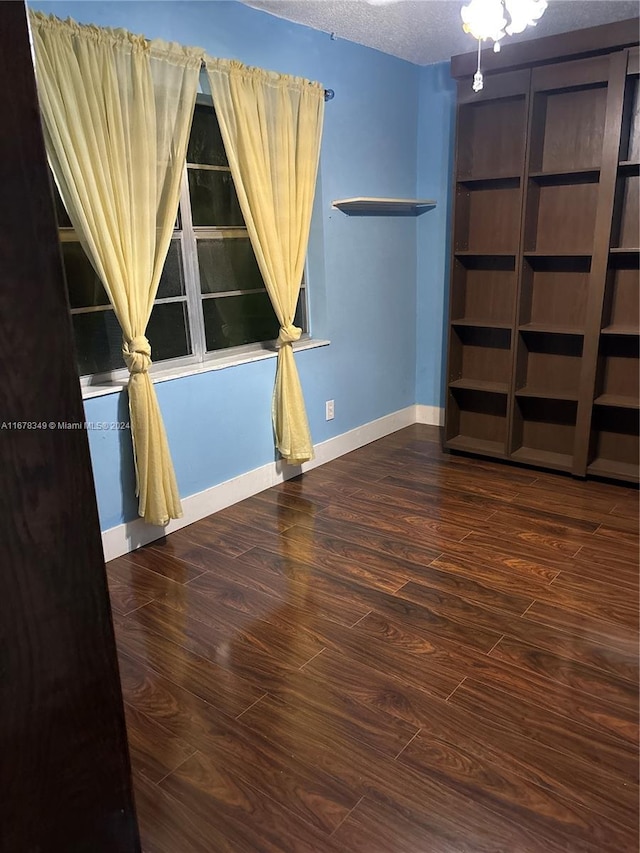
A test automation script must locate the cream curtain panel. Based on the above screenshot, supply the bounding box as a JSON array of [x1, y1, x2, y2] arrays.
[[205, 58, 324, 465], [30, 12, 202, 525]]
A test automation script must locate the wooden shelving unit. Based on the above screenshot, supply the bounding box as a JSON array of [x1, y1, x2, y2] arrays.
[[445, 40, 640, 484], [582, 48, 640, 483], [446, 69, 529, 459]]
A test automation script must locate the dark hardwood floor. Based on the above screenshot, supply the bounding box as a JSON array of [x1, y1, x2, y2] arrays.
[[107, 425, 639, 852]]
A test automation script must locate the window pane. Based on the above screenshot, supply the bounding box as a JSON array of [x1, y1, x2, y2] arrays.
[[203, 292, 280, 350], [72, 302, 190, 377], [294, 287, 307, 331], [157, 240, 185, 298], [187, 102, 228, 166], [62, 242, 110, 309], [72, 310, 123, 376], [188, 168, 244, 227], [147, 301, 191, 362], [197, 237, 264, 294], [62, 240, 184, 307]]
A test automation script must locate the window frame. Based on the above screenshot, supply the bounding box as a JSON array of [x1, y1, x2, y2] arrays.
[[181, 92, 309, 361], [63, 90, 311, 394]]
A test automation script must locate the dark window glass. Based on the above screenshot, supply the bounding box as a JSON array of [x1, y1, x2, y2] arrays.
[[62, 240, 184, 307], [187, 102, 228, 166], [71, 310, 123, 376], [188, 169, 243, 227], [203, 292, 279, 350], [156, 242, 185, 298], [71, 301, 190, 377], [294, 288, 306, 331], [202, 291, 305, 351], [197, 237, 263, 294], [62, 243, 110, 309], [146, 301, 191, 362]]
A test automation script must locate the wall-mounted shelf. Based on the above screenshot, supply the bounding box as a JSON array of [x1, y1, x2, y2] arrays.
[[332, 197, 436, 215]]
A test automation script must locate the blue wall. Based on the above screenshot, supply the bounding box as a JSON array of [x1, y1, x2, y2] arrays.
[[33, 1, 455, 531], [416, 62, 457, 409]]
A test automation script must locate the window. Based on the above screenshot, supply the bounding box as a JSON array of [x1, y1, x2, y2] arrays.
[[55, 93, 308, 382]]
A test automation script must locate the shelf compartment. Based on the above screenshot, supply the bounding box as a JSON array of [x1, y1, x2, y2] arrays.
[[601, 253, 639, 337], [600, 326, 640, 336], [593, 393, 639, 409], [530, 83, 608, 174], [457, 95, 527, 181], [455, 182, 521, 255], [529, 168, 600, 185], [511, 397, 577, 472], [447, 435, 506, 457], [610, 173, 639, 250], [618, 72, 640, 165], [524, 180, 599, 255], [524, 252, 592, 259], [518, 323, 584, 335], [456, 175, 520, 187], [587, 407, 639, 483], [515, 387, 579, 402], [452, 319, 512, 330], [449, 378, 509, 394], [332, 197, 436, 215], [446, 387, 508, 455], [519, 254, 590, 332], [587, 457, 639, 483], [511, 446, 574, 472], [450, 254, 516, 329], [455, 252, 516, 259], [515, 330, 583, 401], [449, 326, 512, 389], [594, 335, 640, 402]]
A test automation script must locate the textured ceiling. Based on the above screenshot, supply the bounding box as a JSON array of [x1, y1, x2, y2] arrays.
[[240, 0, 639, 65]]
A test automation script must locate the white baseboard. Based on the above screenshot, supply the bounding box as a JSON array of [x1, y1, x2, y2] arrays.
[[101, 403, 444, 561], [415, 404, 444, 426]]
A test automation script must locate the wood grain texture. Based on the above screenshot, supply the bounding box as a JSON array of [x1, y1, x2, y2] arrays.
[[449, 45, 640, 483], [159, 750, 346, 853], [0, 4, 139, 850], [117, 652, 357, 835], [108, 425, 638, 852], [123, 704, 196, 785], [487, 635, 638, 707], [122, 546, 206, 584], [399, 727, 636, 850]]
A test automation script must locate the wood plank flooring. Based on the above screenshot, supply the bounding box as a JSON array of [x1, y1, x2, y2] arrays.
[[106, 425, 639, 852]]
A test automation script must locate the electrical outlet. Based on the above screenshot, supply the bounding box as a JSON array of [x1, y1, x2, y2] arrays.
[[325, 399, 335, 421]]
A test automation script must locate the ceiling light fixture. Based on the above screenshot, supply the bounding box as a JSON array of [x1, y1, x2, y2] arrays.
[[461, 0, 548, 91]]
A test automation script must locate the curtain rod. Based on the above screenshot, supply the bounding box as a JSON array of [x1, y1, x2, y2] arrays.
[[199, 61, 334, 101]]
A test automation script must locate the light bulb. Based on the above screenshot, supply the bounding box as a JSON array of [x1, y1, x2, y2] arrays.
[[461, 0, 507, 42], [462, 0, 548, 92]]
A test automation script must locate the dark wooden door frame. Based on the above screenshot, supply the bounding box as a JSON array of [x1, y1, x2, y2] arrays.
[[0, 2, 140, 849]]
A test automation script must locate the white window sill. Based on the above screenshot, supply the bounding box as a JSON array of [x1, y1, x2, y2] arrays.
[[80, 337, 331, 400]]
